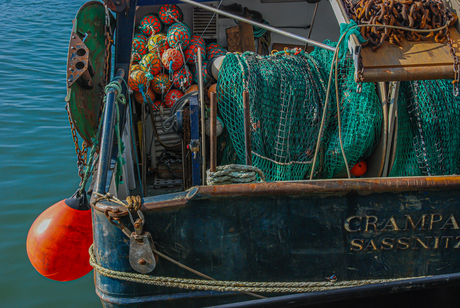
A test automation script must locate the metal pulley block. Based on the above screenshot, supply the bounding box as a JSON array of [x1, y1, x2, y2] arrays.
[[129, 231, 157, 274]]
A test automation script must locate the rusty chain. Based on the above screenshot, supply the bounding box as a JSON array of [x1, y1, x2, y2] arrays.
[[344, 0, 459, 93], [66, 103, 88, 184], [103, 4, 113, 99], [346, 0, 457, 50], [446, 24, 460, 96]]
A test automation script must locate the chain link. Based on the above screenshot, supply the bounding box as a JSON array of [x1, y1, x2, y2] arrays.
[[446, 30, 460, 96], [66, 103, 88, 184], [103, 4, 113, 97]]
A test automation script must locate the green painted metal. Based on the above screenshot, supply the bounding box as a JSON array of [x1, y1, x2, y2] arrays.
[[65, 1, 107, 146]]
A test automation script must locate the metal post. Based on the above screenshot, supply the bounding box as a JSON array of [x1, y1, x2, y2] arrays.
[[190, 96, 202, 186], [179, 0, 335, 52], [95, 69, 125, 194], [304, 2, 319, 51], [197, 47, 206, 185], [141, 104, 147, 196], [210, 92, 217, 173]]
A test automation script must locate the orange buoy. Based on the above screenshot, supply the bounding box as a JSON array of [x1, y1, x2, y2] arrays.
[[185, 84, 198, 94], [208, 83, 217, 100], [26, 190, 93, 281], [128, 70, 148, 92], [134, 86, 156, 104], [351, 161, 367, 177]]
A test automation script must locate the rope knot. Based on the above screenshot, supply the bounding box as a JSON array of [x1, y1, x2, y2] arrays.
[[126, 195, 142, 211]]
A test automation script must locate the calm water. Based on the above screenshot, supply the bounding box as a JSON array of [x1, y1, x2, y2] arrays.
[[0, 0, 101, 306]]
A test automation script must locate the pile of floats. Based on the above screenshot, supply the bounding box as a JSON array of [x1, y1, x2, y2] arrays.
[[128, 4, 226, 108]]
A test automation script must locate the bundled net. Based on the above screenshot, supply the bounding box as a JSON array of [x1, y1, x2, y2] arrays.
[[216, 45, 382, 181], [217, 50, 327, 181], [310, 41, 382, 178], [390, 80, 460, 176], [217, 42, 383, 181]]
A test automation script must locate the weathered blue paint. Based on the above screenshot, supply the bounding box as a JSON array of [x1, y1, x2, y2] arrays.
[[114, 0, 136, 76], [94, 183, 460, 307], [190, 95, 201, 186]]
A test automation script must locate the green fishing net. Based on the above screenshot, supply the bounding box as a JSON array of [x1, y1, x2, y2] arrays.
[[389, 80, 460, 176], [310, 41, 382, 178], [216, 42, 382, 181]]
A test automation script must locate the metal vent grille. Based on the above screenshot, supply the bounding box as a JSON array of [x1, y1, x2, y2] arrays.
[[193, 6, 218, 39]]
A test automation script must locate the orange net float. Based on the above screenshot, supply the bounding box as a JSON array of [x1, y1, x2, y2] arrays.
[[152, 100, 164, 109], [166, 23, 191, 49], [26, 191, 92, 281], [151, 73, 172, 95], [172, 67, 192, 90], [140, 52, 162, 76], [131, 36, 148, 63], [147, 33, 169, 57], [134, 86, 156, 104], [161, 48, 184, 72], [130, 63, 142, 73], [164, 89, 184, 108], [139, 13, 164, 37], [184, 35, 206, 64], [351, 160, 368, 177], [128, 70, 148, 92], [185, 84, 198, 94], [158, 4, 183, 25]]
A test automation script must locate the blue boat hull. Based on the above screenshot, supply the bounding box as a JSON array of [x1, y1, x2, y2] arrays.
[[92, 176, 460, 307]]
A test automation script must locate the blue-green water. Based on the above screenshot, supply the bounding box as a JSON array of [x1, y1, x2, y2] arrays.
[[0, 0, 101, 306]]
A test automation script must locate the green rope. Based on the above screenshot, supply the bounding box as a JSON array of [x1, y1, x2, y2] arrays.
[[206, 164, 265, 185], [108, 81, 127, 187]]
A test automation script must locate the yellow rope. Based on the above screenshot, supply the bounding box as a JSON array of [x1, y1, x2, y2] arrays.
[[89, 244, 420, 293]]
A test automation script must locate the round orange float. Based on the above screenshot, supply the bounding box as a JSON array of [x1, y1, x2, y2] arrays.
[[208, 83, 217, 100], [185, 84, 198, 94], [351, 161, 367, 177], [134, 86, 156, 104], [26, 191, 93, 281]]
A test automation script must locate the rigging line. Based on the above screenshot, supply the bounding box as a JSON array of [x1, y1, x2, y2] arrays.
[[200, 0, 225, 39], [304, 2, 319, 51]]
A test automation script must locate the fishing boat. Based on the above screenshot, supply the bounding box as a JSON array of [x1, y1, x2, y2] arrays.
[[26, 0, 460, 307]]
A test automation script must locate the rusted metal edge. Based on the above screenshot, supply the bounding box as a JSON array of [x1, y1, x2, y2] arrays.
[[92, 176, 460, 213], [362, 65, 455, 82], [186, 175, 460, 200], [92, 192, 189, 214]]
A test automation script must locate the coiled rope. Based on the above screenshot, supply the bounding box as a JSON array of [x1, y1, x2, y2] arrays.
[[89, 244, 417, 293], [206, 164, 265, 185]]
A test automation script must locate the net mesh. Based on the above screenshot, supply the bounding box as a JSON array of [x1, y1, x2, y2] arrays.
[[310, 41, 382, 178], [217, 42, 382, 181], [389, 80, 460, 176]]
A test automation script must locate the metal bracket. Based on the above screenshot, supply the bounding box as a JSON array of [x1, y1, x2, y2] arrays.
[[67, 31, 93, 89], [103, 0, 128, 13]]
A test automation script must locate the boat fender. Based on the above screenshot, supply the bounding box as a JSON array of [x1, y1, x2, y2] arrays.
[[26, 189, 93, 281]]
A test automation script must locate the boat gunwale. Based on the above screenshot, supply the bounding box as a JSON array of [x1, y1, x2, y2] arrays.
[[92, 175, 460, 215]]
